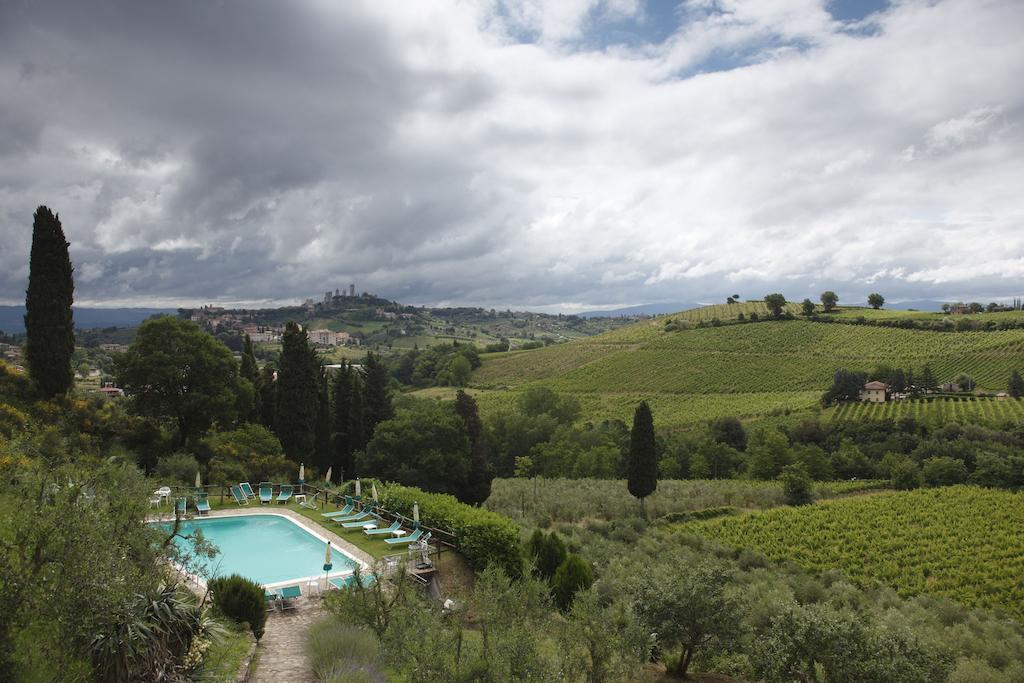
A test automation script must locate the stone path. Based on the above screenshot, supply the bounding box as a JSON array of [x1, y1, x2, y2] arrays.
[[252, 600, 323, 682]]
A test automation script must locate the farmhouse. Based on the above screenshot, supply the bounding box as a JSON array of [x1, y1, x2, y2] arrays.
[[860, 380, 888, 403], [307, 328, 351, 347]]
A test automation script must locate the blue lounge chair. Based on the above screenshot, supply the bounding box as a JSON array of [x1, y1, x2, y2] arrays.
[[320, 497, 355, 518], [230, 485, 248, 505], [385, 528, 423, 546], [331, 509, 373, 524], [258, 482, 273, 504], [264, 591, 280, 611], [279, 584, 301, 609], [195, 492, 211, 515], [330, 574, 376, 590], [364, 520, 402, 536], [240, 482, 256, 499], [342, 513, 382, 529], [276, 484, 293, 504], [175, 497, 187, 515]]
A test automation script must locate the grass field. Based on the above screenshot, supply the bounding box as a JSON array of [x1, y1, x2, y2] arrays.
[[470, 308, 1024, 428], [826, 396, 1024, 426], [484, 477, 886, 525], [682, 486, 1024, 618]]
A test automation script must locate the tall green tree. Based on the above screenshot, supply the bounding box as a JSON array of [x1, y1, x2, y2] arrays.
[[117, 316, 251, 447], [349, 372, 366, 455], [258, 363, 277, 430], [314, 366, 331, 470], [800, 298, 815, 316], [24, 206, 75, 398], [820, 290, 839, 312], [239, 334, 260, 421], [1008, 370, 1024, 398], [275, 322, 319, 461], [330, 361, 354, 480], [626, 401, 658, 515], [361, 352, 392, 442], [455, 389, 494, 505], [867, 292, 885, 309], [631, 560, 740, 679], [763, 293, 787, 318]]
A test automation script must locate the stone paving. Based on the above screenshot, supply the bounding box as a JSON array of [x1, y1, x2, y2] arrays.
[[251, 599, 324, 683]]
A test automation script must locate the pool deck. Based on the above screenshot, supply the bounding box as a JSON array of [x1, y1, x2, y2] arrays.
[[147, 506, 376, 581]]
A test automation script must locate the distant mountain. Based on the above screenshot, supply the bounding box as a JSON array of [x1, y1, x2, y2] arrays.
[[0, 306, 175, 334], [577, 302, 700, 318]]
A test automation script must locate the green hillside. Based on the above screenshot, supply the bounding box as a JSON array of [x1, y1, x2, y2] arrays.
[[469, 306, 1024, 427]]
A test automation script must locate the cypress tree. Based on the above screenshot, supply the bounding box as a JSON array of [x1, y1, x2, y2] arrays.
[[330, 361, 352, 480], [348, 371, 365, 457], [275, 322, 318, 461], [1009, 370, 1024, 399], [258, 363, 277, 431], [455, 389, 493, 505], [627, 401, 658, 515], [239, 334, 260, 421], [314, 366, 331, 470], [24, 206, 75, 398], [361, 352, 392, 442]]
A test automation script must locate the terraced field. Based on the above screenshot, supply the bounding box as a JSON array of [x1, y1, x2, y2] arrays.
[[471, 308, 1024, 427], [826, 396, 1024, 426], [682, 487, 1024, 618]]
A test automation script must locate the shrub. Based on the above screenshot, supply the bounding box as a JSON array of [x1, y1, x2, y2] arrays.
[[891, 460, 923, 490], [781, 464, 813, 506], [922, 457, 968, 487], [153, 452, 201, 486], [208, 574, 267, 641], [305, 616, 381, 683], [551, 554, 594, 611], [527, 530, 567, 581], [379, 484, 522, 577]]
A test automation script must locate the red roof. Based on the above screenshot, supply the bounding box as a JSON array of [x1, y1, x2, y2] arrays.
[[863, 381, 888, 390]]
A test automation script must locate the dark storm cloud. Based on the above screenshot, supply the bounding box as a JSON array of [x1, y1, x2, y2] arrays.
[[0, 0, 1022, 311]]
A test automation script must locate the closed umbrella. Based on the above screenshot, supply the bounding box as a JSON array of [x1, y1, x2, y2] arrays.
[[413, 502, 419, 527], [355, 479, 361, 499], [195, 470, 201, 490], [323, 541, 333, 592], [299, 462, 305, 493], [371, 483, 379, 503], [324, 467, 332, 487]]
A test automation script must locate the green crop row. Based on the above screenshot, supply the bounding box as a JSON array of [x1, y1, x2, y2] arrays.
[[683, 486, 1024, 619], [827, 397, 1024, 426]]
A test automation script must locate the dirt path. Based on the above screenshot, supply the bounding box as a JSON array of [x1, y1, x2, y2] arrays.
[[251, 601, 323, 683]]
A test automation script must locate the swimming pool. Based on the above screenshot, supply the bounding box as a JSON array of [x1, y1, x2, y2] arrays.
[[158, 513, 363, 588]]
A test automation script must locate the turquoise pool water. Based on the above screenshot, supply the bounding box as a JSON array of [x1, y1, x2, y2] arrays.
[[158, 514, 360, 586]]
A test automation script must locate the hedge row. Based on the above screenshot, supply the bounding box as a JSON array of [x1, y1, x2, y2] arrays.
[[378, 483, 522, 578]]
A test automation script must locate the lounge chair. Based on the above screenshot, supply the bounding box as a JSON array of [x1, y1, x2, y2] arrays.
[[258, 482, 273, 505], [364, 519, 402, 536], [195, 492, 211, 516], [240, 482, 256, 499], [385, 528, 423, 546], [321, 497, 355, 518], [264, 591, 280, 611], [342, 513, 382, 529], [230, 485, 248, 505], [175, 497, 187, 515], [276, 484, 293, 504], [279, 584, 301, 609], [300, 495, 318, 510], [331, 509, 373, 524]]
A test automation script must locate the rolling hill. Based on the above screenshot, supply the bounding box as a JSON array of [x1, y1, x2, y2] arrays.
[[467, 303, 1024, 428]]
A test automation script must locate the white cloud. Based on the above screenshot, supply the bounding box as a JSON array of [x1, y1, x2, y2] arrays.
[[0, 0, 1022, 308]]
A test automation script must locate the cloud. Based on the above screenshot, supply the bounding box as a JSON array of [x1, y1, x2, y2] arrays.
[[0, 0, 1022, 310]]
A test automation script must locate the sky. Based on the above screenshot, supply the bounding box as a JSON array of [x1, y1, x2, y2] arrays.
[[0, 0, 1021, 312]]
